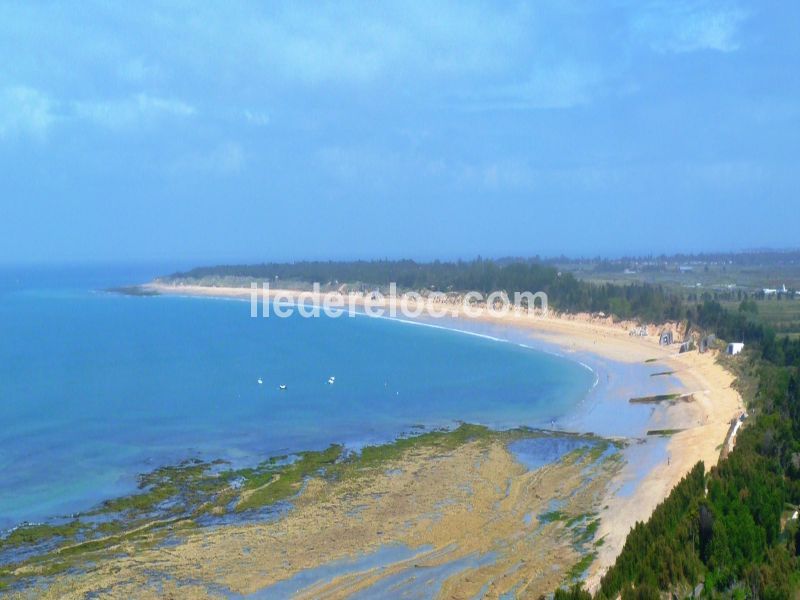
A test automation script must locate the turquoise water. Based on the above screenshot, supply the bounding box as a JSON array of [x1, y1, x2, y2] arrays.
[[0, 265, 595, 529]]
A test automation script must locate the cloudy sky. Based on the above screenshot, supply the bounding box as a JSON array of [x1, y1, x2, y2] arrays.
[[0, 1, 797, 264]]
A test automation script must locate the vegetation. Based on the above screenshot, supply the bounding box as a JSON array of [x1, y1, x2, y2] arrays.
[[555, 304, 800, 598], [105, 285, 160, 296], [235, 444, 343, 511], [164, 258, 686, 322], [0, 424, 589, 592], [165, 256, 800, 337], [549, 250, 800, 293], [645, 429, 683, 437]]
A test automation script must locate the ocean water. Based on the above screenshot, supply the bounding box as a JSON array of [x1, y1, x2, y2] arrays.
[[0, 265, 597, 529]]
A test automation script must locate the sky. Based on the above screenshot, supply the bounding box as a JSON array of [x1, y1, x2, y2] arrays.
[[0, 1, 798, 264]]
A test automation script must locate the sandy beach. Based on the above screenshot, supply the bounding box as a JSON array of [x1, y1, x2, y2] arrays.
[[144, 282, 744, 591]]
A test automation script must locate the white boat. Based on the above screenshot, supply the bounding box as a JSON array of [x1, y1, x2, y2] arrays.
[[279, 384, 287, 390], [257, 378, 263, 385], [327, 376, 335, 385]]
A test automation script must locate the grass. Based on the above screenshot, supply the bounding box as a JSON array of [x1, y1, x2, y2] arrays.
[[718, 350, 759, 404], [91, 458, 231, 515], [584, 442, 610, 462], [236, 444, 343, 511], [567, 551, 598, 581], [2, 521, 85, 546], [540, 510, 567, 523], [584, 519, 599, 537], [356, 423, 494, 467], [570, 514, 600, 546], [720, 298, 800, 336], [564, 260, 800, 292], [565, 513, 591, 527]]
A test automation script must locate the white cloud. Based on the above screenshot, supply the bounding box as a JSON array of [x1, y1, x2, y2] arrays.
[[460, 63, 605, 111], [685, 160, 768, 187], [457, 159, 626, 192], [74, 93, 196, 130], [118, 58, 162, 84], [634, 2, 749, 54], [213, 142, 246, 174], [0, 85, 56, 139], [243, 110, 269, 126], [188, 3, 524, 86], [170, 142, 246, 176]]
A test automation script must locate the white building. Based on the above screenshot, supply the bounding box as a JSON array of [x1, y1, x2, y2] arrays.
[[727, 342, 744, 356], [763, 284, 788, 296]]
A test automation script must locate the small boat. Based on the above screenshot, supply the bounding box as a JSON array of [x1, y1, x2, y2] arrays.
[[257, 378, 263, 385], [279, 384, 287, 391], [327, 376, 335, 385]]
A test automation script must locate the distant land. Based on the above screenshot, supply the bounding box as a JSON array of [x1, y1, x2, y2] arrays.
[[156, 250, 800, 340]]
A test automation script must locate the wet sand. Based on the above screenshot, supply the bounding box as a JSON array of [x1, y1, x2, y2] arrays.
[[16, 436, 620, 599]]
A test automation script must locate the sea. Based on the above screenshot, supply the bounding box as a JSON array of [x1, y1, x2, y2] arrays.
[[0, 263, 643, 530]]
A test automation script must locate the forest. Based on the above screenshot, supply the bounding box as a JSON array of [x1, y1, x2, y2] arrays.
[[555, 322, 800, 597], [167, 258, 685, 323]]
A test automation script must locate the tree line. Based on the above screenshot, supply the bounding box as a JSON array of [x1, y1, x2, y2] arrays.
[[555, 315, 800, 598], [168, 259, 685, 322]]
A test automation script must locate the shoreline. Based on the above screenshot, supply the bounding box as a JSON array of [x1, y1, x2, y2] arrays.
[[12, 427, 622, 598], [144, 281, 744, 588]]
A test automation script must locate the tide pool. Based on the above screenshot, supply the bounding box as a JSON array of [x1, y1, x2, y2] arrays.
[[0, 266, 596, 528]]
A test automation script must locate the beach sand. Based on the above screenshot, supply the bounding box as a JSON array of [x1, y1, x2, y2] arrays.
[[144, 282, 743, 591]]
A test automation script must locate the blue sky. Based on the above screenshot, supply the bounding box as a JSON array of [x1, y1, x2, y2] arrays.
[[0, 1, 798, 264]]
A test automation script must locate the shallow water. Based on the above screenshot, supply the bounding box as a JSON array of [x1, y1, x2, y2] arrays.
[[507, 436, 593, 471], [247, 543, 429, 599]]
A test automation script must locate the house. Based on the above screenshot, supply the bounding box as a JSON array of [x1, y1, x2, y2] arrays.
[[659, 330, 673, 346], [727, 342, 744, 356]]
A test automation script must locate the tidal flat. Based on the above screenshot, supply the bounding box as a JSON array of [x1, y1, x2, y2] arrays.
[[1, 424, 623, 598]]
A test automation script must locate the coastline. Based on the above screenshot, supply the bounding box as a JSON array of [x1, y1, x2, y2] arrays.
[[12, 427, 622, 598], [145, 282, 744, 589]]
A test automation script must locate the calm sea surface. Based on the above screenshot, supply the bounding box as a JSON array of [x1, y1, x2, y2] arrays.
[[0, 265, 594, 527]]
